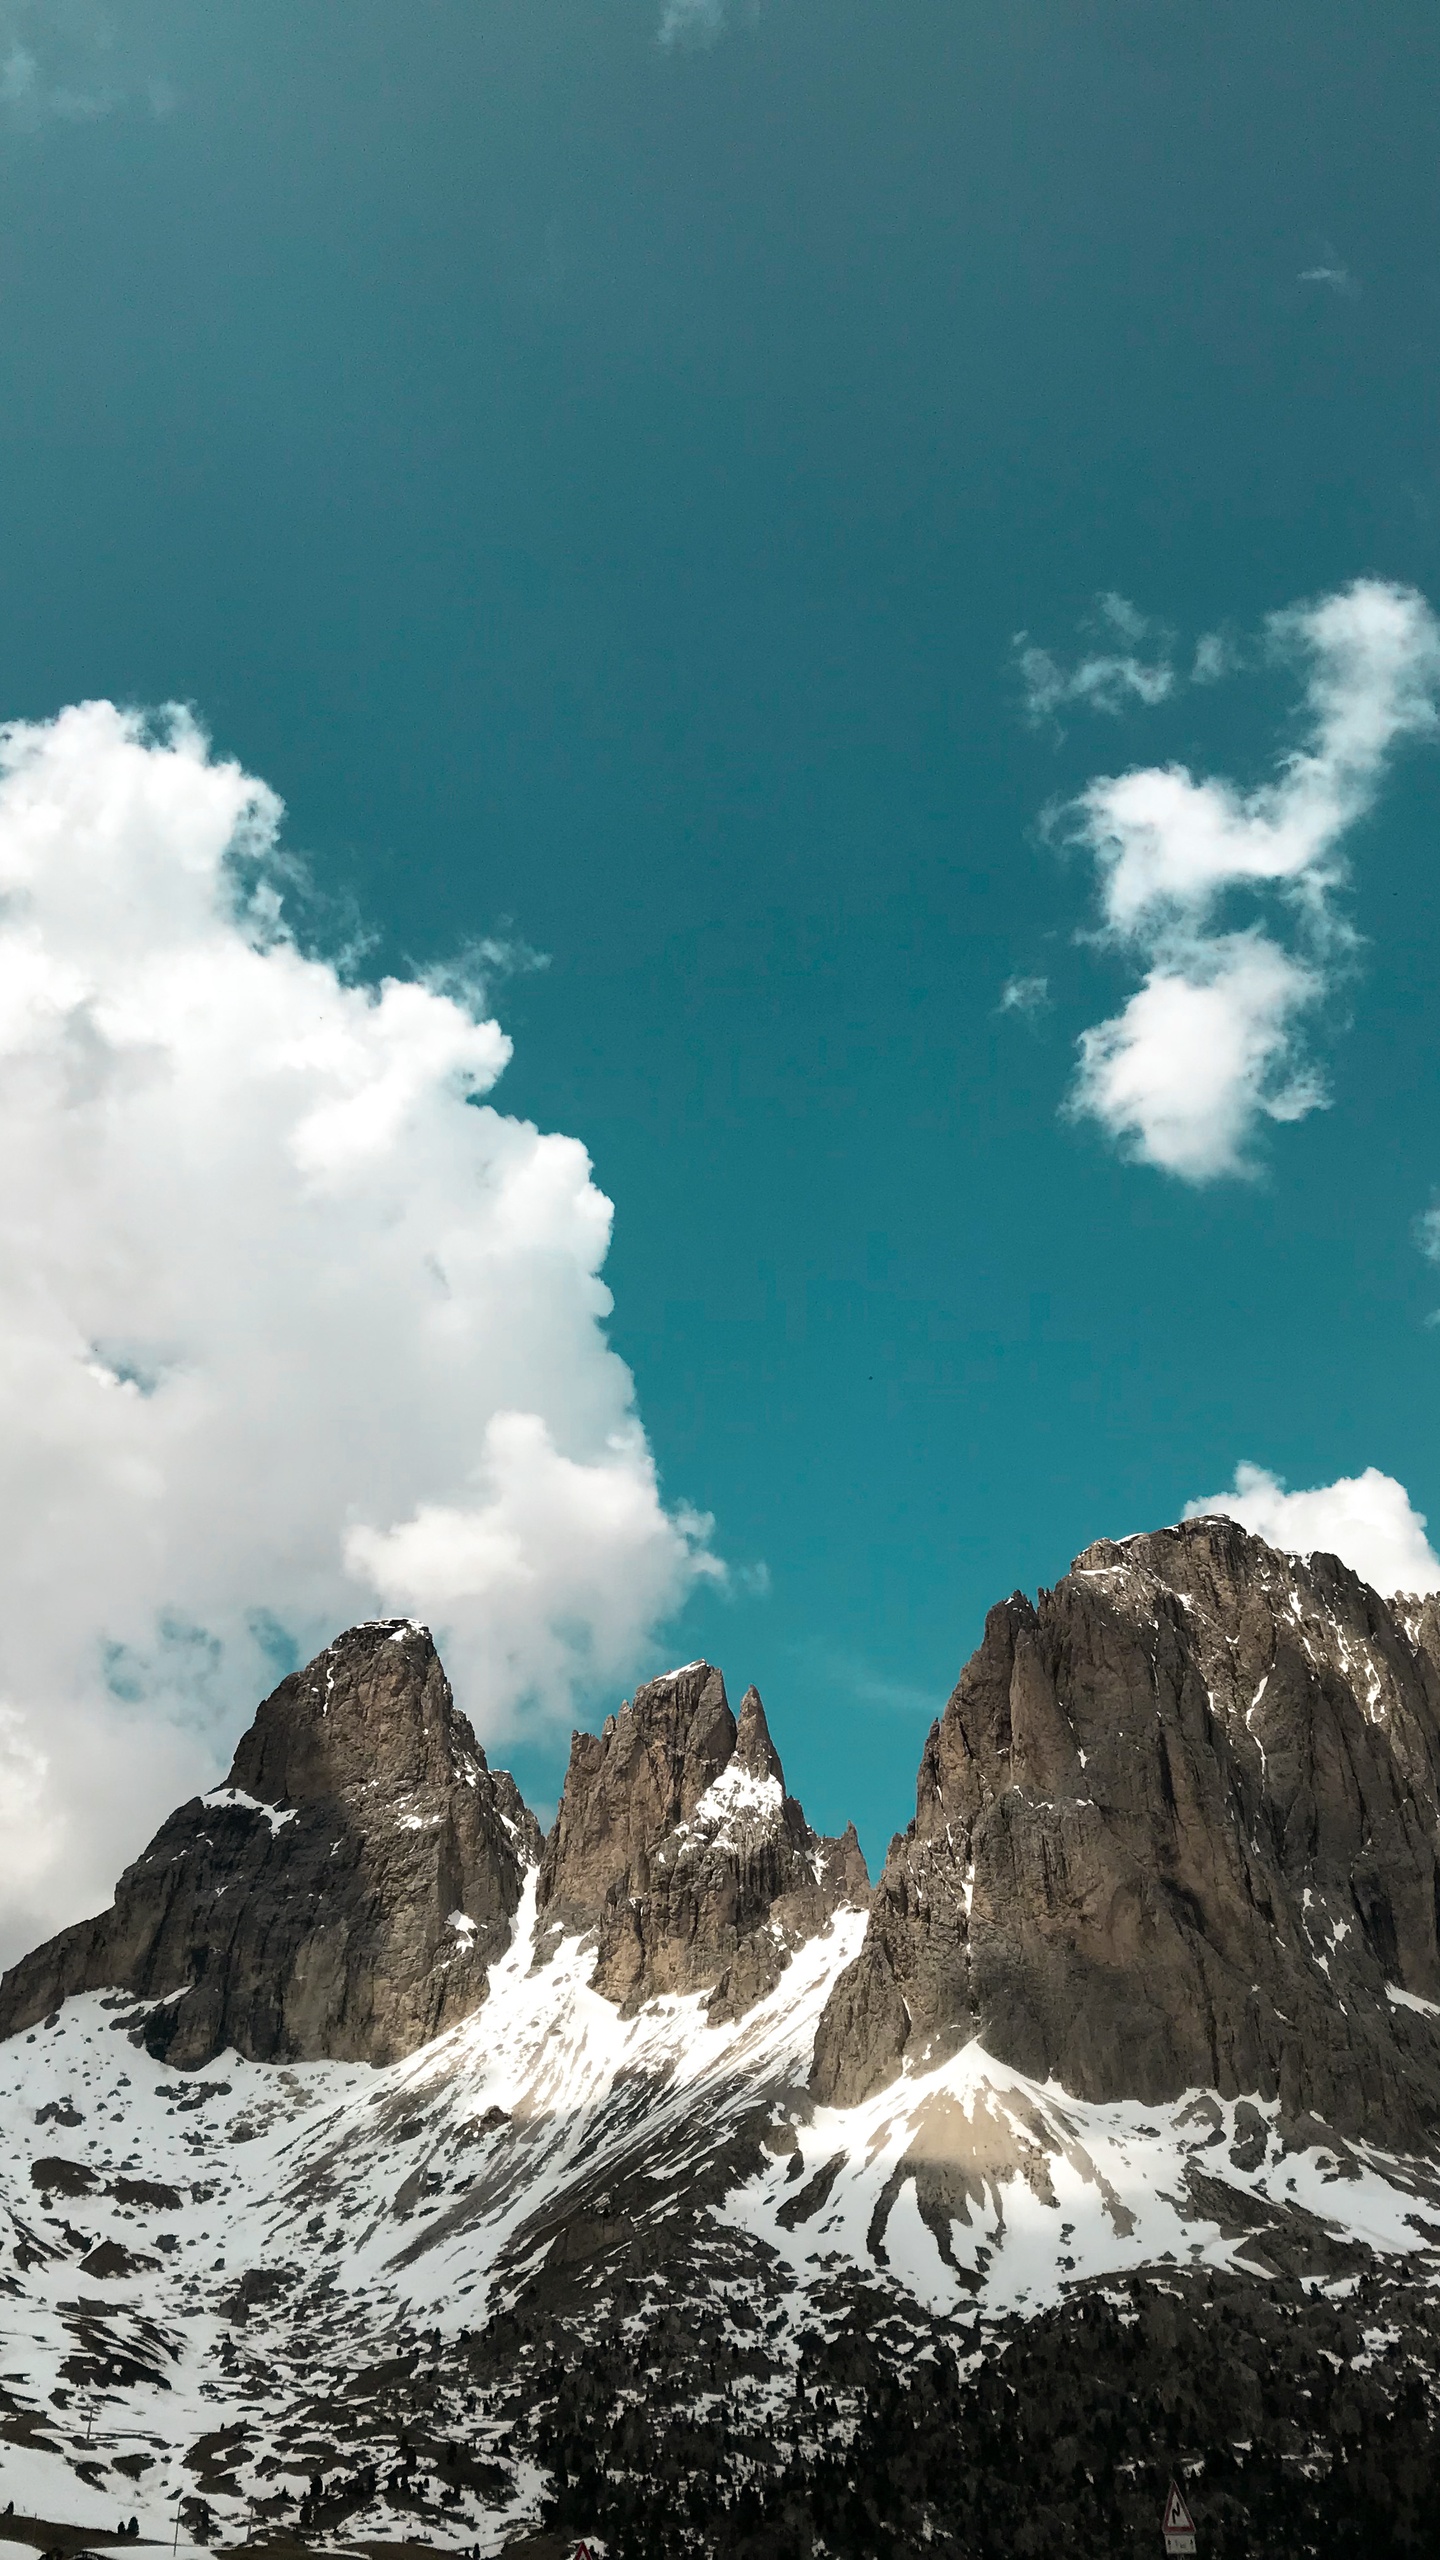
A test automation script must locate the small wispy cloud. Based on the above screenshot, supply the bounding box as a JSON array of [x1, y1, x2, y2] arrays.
[[732, 1559, 772, 1599], [658, 0, 729, 50], [1191, 629, 1241, 685], [998, 974, 1050, 1019], [1016, 594, 1175, 726], [0, 0, 170, 129], [0, 40, 109, 123], [1299, 247, 1358, 297], [420, 935, 551, 1014], [1417, 1204, 1440, 1321], [792, 1641, 937, 1722]]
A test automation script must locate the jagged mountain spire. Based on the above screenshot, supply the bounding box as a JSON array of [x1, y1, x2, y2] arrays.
[[733, 1683, 785, 1782], [537, 1658, 869, 2018]]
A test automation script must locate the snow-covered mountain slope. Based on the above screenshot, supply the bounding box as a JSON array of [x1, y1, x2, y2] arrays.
[[4, 1871, 1440, 2549], [6, 1521, 1440, 2557], [0, 1878, 854, 2545]]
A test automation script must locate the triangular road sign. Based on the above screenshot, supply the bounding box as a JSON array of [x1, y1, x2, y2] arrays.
[[1162, 2481, 1197, 2552]]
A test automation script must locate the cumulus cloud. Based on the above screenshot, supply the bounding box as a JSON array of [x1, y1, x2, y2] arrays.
[[0, 700, 720, 1959], [1071, 937, 1323, 1181], [1017, 595, 1175, 726], [1185, 1462, 1440, 1597], [1064, 578, 1440, 1180]]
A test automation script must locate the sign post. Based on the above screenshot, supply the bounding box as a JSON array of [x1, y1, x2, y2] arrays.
[[1162, 2481, 1197, 2556]]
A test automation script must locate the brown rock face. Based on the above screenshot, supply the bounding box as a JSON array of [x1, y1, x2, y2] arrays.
[[0, 1621, 540, 2068], [812, 1518, 1440, 2145], [537, 1660, 869, 2017]]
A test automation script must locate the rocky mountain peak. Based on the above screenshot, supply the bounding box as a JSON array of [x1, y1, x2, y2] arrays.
[[0, 1621, 540, 2069], [813, 1515, 1440, 2143], [538, 1660, 868, 2017], [227, 1617, 485, 1807]]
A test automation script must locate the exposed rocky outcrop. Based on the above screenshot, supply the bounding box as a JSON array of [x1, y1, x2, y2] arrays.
[[0, 1620, 540, 2068], [812, 1517, 1440, 2143], [537, 1659, 869, 2016]]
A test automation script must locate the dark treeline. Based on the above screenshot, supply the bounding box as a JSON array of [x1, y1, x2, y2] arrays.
[[522, 2270, 1440, 2560]]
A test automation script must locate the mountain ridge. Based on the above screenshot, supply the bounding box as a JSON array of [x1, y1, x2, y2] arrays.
[[2, 1516, 1440, 2556]]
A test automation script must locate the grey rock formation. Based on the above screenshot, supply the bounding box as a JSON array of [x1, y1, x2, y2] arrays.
[[812, 1517, 1440, 2143], [0, 1620, 540, 2068], [537, 1659, 869, 2016]]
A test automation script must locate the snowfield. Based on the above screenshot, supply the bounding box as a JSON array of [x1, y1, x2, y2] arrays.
[[2, 1867, 1439, 2548]]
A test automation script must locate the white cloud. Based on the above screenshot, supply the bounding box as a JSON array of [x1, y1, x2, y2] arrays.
[[345, 1413, 720, 1708], [1064, 578, 1440, 1179], [1080, 581, 1440, 937], [1069, 935, 1322, 1182], [0, 700, 721, 1960], [1017, 594, 1175, 725], [1185, 1462, 1440, 1597]]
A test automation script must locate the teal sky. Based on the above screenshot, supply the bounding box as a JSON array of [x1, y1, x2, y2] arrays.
[[3, 0, 1439, 1870]]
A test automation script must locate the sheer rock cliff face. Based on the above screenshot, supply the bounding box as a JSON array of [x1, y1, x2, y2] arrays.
[[537, 1660, 870, 2018], [812, 1517, 1440, 2144], [0, 1621, 541, 2069]]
